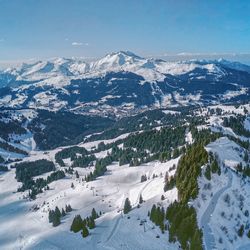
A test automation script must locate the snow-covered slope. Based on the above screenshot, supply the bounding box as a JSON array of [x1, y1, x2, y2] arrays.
[[0, 103, 250, 249], [0, 146, 180, 250]]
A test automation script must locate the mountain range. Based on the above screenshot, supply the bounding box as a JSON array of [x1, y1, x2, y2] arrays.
[[0, 51, 250, 116]]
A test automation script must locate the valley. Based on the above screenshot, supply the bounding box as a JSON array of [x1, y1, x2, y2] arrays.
[[0, 102, 250, 249]]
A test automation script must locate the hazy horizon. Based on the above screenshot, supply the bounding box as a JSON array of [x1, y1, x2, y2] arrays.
[[0, 0, 249, 68]]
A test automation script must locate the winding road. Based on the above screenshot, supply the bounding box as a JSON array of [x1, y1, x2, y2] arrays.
[[200, 170, 233, 250]]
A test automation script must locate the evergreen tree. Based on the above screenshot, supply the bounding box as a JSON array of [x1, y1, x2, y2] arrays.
[[49, 210, 55, 223], [164, 171, 169, 183], [238, 225, 244, 237], [204, 165, 211, 180], [66, 204, 73, 213], [211, 159, 219, 173], [29, 188, 36, 200], [91, 208, 98, 220], [139, 194, 143, 204], [70, 215, 83, 233], [247, 230, 250, 238], [164, 175, 176, 192], [52, 214, 61, 227], [82, 224, 89, 238], [61, 208, 66, 217], [123, 198, 132, 214], [82, 218, 87, 226], [75, 171, 79, 178], [55, 206, 61, 218], [149, 204, 165, 233], [244, 151, 249, 162], [88, 216, 95, 229], [140, 174, 147, 182], [150, 204, 157, 222]]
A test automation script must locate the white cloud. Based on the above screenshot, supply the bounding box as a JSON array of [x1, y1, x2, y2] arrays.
[[72, 41, 89, 46], [72, 42, 83, 46]]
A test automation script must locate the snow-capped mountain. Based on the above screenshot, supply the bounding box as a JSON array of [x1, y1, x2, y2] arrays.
[[3, 51, 249, 85], [0, 51, 250, 115], [1, 57, 89, 87]]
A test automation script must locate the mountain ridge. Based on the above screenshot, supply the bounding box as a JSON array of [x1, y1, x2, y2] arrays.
[[0, 51, 250, 116], [2, 51, 250, 86]]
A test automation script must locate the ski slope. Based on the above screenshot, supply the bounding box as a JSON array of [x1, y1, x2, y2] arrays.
[[0, 151, 180, 249]]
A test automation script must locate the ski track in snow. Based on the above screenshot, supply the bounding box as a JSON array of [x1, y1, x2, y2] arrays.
[[104, 179, 154, 248], [201, 169, 233, 250]]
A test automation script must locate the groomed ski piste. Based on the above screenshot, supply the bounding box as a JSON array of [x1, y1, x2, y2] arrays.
[[0, 104, 250, 250]]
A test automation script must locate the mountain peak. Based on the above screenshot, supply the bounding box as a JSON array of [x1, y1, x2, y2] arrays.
[[105, 50, 143, 59], [90, 51, 145, 71]]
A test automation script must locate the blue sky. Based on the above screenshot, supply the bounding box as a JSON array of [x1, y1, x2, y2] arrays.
[[0, 0, 250, 63]]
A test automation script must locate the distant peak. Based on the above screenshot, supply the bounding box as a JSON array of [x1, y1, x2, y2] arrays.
[[104, 51, 143, 59], [119, 51, 142, 58]]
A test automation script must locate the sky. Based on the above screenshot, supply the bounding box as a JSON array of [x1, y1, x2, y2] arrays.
[[0, 0, 250, 65]]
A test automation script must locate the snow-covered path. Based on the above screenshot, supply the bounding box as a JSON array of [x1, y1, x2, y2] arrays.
[[201, 169, 233, 250], [101, 179, 155, 249]]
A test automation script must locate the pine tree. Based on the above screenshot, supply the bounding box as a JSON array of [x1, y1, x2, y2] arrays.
[[156, 207, 161, 225], [75, 171, 79, 178], [71, 182, 75, 189], [61, 208, 66, 217], [204, 165, 211, 180], [68, 204, 72, 212], [29, 188, 36, 200], [82, 218, 87, 226], [247, 230, 250, 238], [55, 206, 61, 218], [66, 204, 72, 212], [65, 205, 69, 213], [52, 214, 61, 227], [123, 198, 132, 214], [211, 159, 219, 173], [49, 210, 55, 223], [164, 171, 169, 183], [140, 174, 147, 182], [70, 215, 83, 233], [160, 221, 165, 233], [238, 225, 244, 237], [82, 224, 89, 238], [88, 216, 95, 229], [244, 151, 249, 162], [91, 208, 98, 220], [86, 216, 89, 225], [139, 194, 143, 204], [150, 204, 157, 222]]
